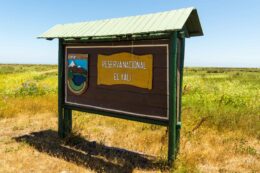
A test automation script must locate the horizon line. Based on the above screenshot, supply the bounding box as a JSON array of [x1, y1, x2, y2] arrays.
[[0, 63, 259, 69]]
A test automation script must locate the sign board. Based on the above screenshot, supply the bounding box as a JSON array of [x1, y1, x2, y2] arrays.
[[97, 52, 153, 89], [65, 40, 169, 120]]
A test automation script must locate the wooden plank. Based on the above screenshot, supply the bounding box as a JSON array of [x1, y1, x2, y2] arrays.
[[67, 88, 168, 108], [64, 104, 168, 126]]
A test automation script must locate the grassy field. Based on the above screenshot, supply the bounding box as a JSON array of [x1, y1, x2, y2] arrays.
[[0, 64, 259, 173]]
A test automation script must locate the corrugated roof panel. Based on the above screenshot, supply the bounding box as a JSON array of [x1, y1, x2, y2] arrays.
[[92, 20, 110, 36], [38, 7, 203, 39], [155, 11, 171, 29], [82, 20, 105, 36], [97, 18, 122, 36], [112, 16, 134, 35], [164, 10, 183, 30], [141, 13, 162, 33], [76, 22, 95, 36], [129, 15, 150, 33], [128, 16, 147, 34], [151, 12, 170, 32]]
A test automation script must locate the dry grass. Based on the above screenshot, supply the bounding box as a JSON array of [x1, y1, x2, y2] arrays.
[[177, 128, 260, 173], [0, 95, 57, 118], [0, 113, 92, 173], [1, 112, 259, 173]]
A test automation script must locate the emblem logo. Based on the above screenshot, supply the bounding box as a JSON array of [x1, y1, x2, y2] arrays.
[[67, 54, 88, 95]]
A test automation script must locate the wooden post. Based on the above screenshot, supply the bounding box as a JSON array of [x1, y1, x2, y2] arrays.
[[58, 39, 65, 138], [168, 32, 178, 165], [179, 32, 185, 123], [64, 108, 72, 135], [176, 32, 186, 152]]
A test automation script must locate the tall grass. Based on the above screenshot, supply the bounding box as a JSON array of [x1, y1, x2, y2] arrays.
[[182, 68, 260, 138], [0, 65, 57, 118]]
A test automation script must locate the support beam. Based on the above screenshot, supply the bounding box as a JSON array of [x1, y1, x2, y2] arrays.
[[64, 104, 168, 126], [58, 39, 65, 138], [64, 108, 72, 136], [176, 34, 185, 151], [168, 32, 178, 165]]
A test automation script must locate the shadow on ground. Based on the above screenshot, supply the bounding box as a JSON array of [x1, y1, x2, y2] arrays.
[[14, 130, 168, 173]]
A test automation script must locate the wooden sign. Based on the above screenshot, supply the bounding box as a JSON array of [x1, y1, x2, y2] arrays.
[[40, 7, 204, 164], [65, 40, 169, 120], [97, 52, 153, 89]]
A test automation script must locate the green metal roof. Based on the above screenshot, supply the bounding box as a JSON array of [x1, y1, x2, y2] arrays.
[[38, 7, 203, 40]]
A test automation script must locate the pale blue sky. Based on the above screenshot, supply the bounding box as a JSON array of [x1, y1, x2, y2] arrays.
[[0, 0, 259, 67]]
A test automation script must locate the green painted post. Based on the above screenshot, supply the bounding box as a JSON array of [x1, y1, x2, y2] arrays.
[[58, 39, 65, 138], [176, 32, 186, 152], [179, 32, 185, 122], [64, 108, 72, 136], [168, 32, 178, 165]]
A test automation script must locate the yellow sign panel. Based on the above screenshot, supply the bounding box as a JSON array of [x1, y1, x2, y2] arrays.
[[97, 52, 153, 89]]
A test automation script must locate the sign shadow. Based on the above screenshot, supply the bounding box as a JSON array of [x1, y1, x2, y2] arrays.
[[14, 130, 168, 173]]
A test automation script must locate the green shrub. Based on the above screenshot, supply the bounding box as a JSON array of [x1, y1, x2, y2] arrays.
[[0, 66, 15, 74], [15, 80, 52, 96]]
